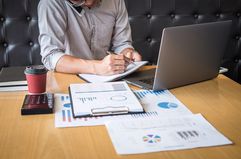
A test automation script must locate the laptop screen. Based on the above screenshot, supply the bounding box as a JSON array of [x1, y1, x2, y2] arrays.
[[124, 21, 232, 90]]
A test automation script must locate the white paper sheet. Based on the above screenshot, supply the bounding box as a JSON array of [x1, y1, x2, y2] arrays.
[[54, 94, 159, 127], [55, 89, 192, 127], [69, 81, 143, 117], [78, 61, 148, 83], [0, 85, 28, 92], [0, 80, 27, 87], [105, 114, 232, 155], [134, 90, 192, 116]]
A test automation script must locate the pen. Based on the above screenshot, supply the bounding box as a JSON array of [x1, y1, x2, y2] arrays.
[[106, 51, 136, 65]]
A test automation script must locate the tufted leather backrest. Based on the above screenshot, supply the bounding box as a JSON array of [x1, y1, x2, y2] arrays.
[[0, 0, 240, 84], [0, 0, 41, 68], [125, 0, 241, 83]]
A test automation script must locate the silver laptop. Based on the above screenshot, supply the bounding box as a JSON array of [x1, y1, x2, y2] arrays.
[[124, 21, 232, 90]]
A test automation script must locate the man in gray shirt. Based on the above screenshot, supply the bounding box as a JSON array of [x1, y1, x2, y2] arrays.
[[38, 0, 142, 75]]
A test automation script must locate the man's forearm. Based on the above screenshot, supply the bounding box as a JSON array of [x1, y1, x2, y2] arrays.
[[55, 55, 99, 74], [55, 53, 129, 75]]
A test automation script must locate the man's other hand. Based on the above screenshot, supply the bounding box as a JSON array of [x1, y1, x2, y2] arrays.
[[93, 53, 128, 75], [120, 48, 142, 62]]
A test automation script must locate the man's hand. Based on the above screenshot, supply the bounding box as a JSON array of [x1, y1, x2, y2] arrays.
[[120, 48, 142, 62], [93, 53, 128, 75], [55, 49, 141, 75]]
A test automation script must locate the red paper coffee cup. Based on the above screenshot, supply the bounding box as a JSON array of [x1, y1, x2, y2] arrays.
[[25, 65, 47, 94]]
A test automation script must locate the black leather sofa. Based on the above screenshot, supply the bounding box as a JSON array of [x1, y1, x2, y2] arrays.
[[0, 0, 241, 84]]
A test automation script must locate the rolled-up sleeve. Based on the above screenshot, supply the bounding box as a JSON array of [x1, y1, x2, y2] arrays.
[[38, 0, 67, 70], [111, 0, 133, 53]]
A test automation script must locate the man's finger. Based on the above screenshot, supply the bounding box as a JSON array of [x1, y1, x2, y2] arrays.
[[112, 54, 125, 60], [113, 65, 125, 71], [125, 51, 133, 59], [113, 59, 125, 66]]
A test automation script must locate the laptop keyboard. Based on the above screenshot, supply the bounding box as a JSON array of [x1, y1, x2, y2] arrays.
[[139, 77, 154, 85]]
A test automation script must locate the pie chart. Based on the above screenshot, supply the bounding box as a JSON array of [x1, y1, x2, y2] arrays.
[[158, 102, 178, 109], [143, 134, 161, 143]]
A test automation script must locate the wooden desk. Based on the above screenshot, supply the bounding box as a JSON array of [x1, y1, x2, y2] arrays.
[[1, 68, 241, 159]]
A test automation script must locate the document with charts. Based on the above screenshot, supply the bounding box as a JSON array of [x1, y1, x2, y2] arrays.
[[55, 93, 160, 127], [78, 61, 148, 83], [55, 89, 192, 127], [69, 81, 144, 117], [105, 114, 232, 155]]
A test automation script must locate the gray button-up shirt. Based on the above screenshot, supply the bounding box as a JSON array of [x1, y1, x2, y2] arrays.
[[38, 0, 133, 70]]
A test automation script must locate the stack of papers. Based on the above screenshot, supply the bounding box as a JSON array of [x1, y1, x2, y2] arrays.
[[54, 88, 232, 154], [55, 89, 192, 127]]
